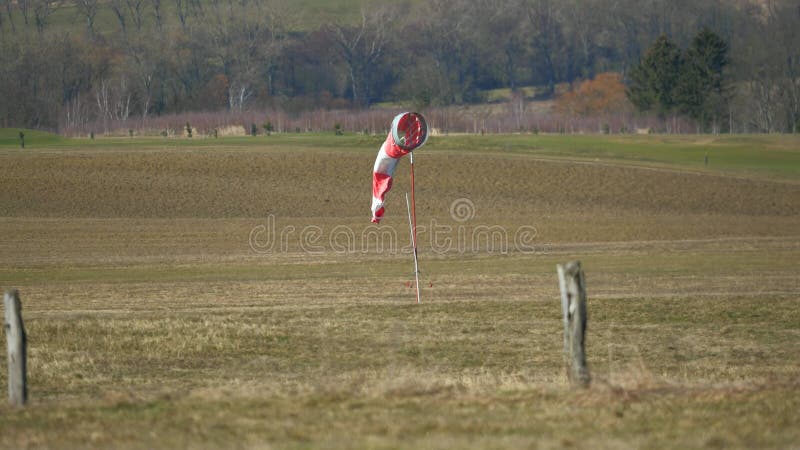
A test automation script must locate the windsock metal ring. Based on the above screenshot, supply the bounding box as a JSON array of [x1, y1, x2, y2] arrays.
[[391, 112, 428, 151]]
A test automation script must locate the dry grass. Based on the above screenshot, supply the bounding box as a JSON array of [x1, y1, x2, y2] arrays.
[[0, 135, 798, 448]]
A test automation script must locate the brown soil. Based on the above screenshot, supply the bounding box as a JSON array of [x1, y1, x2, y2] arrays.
[[0, 149, 797, 219]]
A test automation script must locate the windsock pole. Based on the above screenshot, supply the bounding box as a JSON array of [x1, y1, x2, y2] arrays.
[[410, 152, 419, 246], [405, 189, 421, 304], [410, 152, 421, 303]]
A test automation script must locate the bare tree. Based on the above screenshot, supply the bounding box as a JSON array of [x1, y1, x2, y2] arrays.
[[115, 78, 132, 122], [64, 93, 89, 132], [110, 0, 128, 35], [774, 3, 800, 133], [175, 0, 188, 28], [563, 0, 605, 77], [188, 0, 203, 18], [128, 45, 155, 121], [330, 7, 391, 105], [18, 0, 31, 27], [151, 0, 163, 31], [1, 0, 15, 32], [476, 0, 528, 90], [228, 81, 252, 111], [732, 0, 800, 133], [95, 78, 132, 130], [76, 0, 100, 38], [403, 0, 471, 105], [523, 0, 565, 94], [262, 0, 293, 96], [125, 0, 146, 32], [141, 72, 153, 120], [749, 75, 780, 132], [33, 0, 61, 33]]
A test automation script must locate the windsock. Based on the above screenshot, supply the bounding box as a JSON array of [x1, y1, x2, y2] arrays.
[[371, 112, 428, 223]]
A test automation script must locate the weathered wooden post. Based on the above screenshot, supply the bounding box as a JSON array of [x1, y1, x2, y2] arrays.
[[4, 289, 27, 406], [557, 261, 590, 387]]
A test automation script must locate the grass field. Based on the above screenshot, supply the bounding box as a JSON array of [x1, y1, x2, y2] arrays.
[[0, 131, 799, 449]]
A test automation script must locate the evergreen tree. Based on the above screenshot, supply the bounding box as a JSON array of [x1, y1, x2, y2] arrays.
[[626, 35, 684, 118], [678, 27, 730, 131]]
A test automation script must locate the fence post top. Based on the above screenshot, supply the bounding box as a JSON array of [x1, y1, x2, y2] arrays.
[[4, 289, 21, 308], [558, 260, 582, 277]]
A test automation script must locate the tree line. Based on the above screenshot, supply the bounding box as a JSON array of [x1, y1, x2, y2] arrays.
[[0, 0, 798, 134]]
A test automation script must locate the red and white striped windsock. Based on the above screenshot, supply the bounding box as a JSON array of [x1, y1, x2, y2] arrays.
[[371, 112, 428, 223]]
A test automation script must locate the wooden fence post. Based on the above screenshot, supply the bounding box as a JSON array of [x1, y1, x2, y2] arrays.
[[4, 289, 27, 406], [556, 261, 590, 387]]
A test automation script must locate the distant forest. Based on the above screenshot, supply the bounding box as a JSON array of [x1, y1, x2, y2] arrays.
[[0, 0, 798, 134]]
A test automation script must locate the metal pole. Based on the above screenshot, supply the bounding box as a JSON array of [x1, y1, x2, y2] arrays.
[[405, 192, 421, 304], [410, 152, 421, 303]]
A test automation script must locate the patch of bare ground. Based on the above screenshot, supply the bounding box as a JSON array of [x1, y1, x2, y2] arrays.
[[0, 149, 797, 218]]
